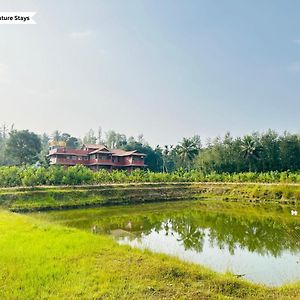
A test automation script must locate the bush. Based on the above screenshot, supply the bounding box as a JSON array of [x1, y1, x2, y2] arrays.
[[62, 165, 94, 185], [0, 166, 22, 187], [0, 165, 299, 187]]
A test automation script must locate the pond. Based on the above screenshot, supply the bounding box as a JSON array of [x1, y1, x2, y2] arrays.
[[30, 200, 300, 286]]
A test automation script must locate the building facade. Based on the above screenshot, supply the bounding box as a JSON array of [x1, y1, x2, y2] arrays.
[[48, 143, 146, 171]]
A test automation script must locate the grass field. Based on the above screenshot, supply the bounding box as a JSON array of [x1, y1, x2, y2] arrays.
[[0, 210, 300, 299]]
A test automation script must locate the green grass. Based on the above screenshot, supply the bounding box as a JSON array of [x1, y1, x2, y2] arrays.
[[0, 210, 299, 299], [0, 182, 300, 212]]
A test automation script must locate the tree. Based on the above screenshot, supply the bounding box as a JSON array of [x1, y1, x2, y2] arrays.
[[159, 145, 177, 172], [105, 130, 128, 148], [39, 133, 50, 166], [258, 130, 280, 171], [105, 130, 117, 148], [0, 123, 15, 165], [241, 135, 262, 171], [66, 136, 79, 148], [176, 137, 200, 171], [52, 130, 61, 142], [51, 131, 79, 149], [83, 129, 97, 144], [163, 145, 170, 172], [279, 132, 300, 171], [6, 130, 42, 165], [97, 127, 104, 144], [124, 137, 163, 172]]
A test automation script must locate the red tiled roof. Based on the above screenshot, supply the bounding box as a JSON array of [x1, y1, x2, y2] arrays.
[[49, 148, 88, 156], [110, 149, 132, 156], [89, 147, 111, 154], [82, 144, 107, 150], [49, 146, 145, 158], [110, 149, 145, 157]]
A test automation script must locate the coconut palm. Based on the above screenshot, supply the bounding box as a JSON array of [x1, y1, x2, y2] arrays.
[[161, 145, 174, 172], [176, 138, 199, 171], [241, 135, 262, 171]]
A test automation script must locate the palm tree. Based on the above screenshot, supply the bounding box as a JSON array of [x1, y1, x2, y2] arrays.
[[176, 138, 199, 171], [52, 130, 61, 142], [241, 136, 262, 171], [162, 145, 174, 172]]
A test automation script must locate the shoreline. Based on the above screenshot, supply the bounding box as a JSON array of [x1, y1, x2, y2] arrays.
[[0, 182, 299, 212]]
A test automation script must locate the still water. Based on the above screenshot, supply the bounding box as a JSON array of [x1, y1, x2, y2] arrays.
[[31, 200, 300, 286]]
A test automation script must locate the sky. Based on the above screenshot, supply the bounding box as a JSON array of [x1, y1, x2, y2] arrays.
[[0, 0, 299, 146]]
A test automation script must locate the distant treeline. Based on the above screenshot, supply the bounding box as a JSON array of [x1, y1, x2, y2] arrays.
[[0, 165, 300, 187], [197, 131, 300, 173], [0, 125, 299, 173]]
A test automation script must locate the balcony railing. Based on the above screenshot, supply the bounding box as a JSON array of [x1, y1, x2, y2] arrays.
[[54, 158, 88, 165], [51, 157, 145, 167], [88, 159, 113, 165], [112, 160, 145, 166]]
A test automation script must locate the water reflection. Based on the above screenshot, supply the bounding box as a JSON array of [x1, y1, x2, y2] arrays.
[[32, 201, 300, 286], [103, 211, 300, 258]]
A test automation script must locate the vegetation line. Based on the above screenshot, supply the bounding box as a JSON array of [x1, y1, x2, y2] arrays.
[[1, 181, 299, 212], [1, 127, 300, 174], [1, 165, 300, 188]]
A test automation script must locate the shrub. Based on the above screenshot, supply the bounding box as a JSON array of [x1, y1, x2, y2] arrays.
[[0, 165, 299, 187]]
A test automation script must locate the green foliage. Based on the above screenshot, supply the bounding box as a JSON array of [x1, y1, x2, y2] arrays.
[[83, 129, 97, 144], [5, 130, 42, 165], [0, 123, 14, 165], [122, 137, 163, 172], [20, 167, 41, 186], [61, 165, 94, 185], [241, 135, 262, 171], [0, 166, 22, 187], [0, 165, 300, 187], [196, 131, 300, 173], [176, 137, 200, 171], [51, 131, 80, 149]]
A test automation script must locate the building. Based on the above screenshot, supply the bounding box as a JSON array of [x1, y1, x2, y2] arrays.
[[48, 143, 146, 171]]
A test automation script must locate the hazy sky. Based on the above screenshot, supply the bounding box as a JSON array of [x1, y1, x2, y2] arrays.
[[0, 1, 300, 146]]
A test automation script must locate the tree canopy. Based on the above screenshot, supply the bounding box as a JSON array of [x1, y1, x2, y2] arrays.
[[5, 130, 41, 165]]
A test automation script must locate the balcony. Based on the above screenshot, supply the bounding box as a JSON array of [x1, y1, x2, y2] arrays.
[[88, 158, 113, 165], [130, 160, 146, 166], [53, 158, 88, 165], [112, 159, 145, 167], [50, 156, 145, 168]]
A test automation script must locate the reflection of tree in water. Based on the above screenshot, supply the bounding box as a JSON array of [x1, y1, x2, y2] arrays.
[[106, 211, 300, 257], [58, 206, 300, 257], [165, 212, 300, 257], [165, 217, 206, 253], [203, 215, 300, 257]]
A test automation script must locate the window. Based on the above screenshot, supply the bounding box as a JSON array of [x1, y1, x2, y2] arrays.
[[100, 155, 108, 160], [132, 156, 143, 162]]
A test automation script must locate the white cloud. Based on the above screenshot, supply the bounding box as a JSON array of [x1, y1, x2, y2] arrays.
[[288, 61, 300, 73], [69, 30, 93, 39]]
